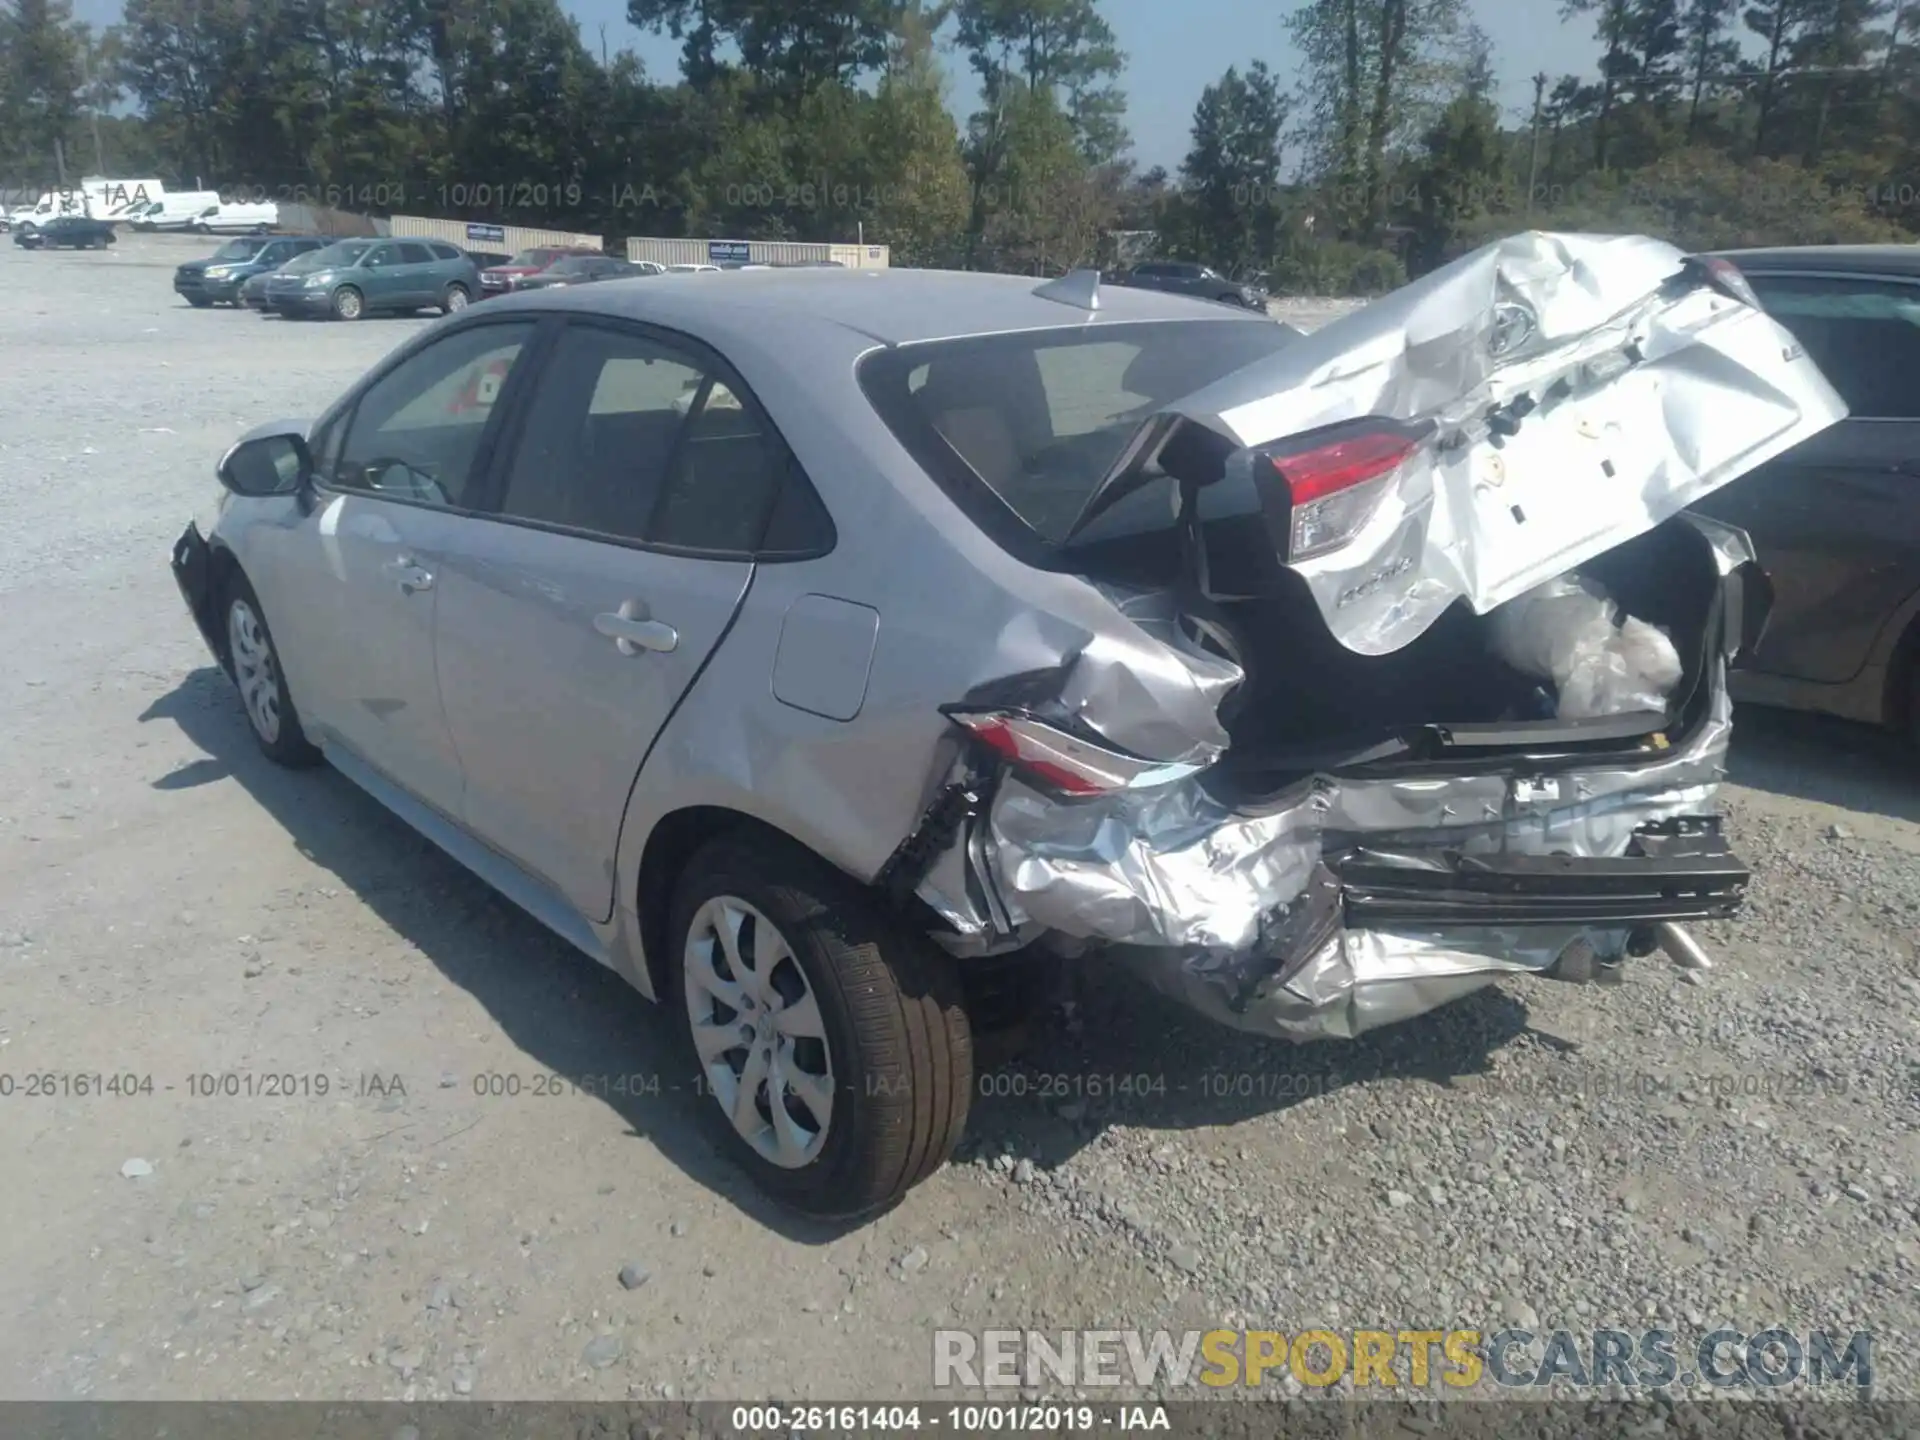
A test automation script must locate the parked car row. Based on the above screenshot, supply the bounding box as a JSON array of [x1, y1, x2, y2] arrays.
[[163, 236, 679, 318]]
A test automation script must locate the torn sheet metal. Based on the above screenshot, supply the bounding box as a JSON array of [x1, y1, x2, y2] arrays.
[[920, 639, 1738, 1033], [1140, 231, 1847, 656]]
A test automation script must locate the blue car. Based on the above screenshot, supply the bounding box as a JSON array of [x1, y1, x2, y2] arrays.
[[174, 235, 331, 308]]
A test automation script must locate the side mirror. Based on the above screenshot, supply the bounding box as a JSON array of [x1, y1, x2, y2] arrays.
[[217, 432, 312, 497]]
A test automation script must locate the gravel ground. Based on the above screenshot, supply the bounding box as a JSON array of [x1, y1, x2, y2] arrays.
[[0, 233, 1916, 1408]]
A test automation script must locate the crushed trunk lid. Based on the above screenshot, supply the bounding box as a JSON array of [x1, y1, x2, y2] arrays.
[[1068, 231, 1847, 656]]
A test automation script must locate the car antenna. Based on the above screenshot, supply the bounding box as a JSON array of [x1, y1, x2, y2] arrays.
[[1033, 268, 1101, 312]]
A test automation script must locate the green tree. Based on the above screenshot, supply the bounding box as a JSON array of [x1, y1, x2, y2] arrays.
[[954, 0, 1128, 162], [1285, 0, 1471, 238], [1680, 0, 1742, 140], [2, 0, 87, 182], [1177, 60, 1286, 274], [1400, 67, 1510, 271]]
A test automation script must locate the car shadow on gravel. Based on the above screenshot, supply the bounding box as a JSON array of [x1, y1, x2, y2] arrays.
[[1724, 703, 1920, 824], [959, 958, 1550, 1172], [140, 666, 867, 1244]]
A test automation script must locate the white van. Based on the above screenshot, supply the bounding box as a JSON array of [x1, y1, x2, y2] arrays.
[[197, 199, 279, 235], [129, 192, 223, 232]]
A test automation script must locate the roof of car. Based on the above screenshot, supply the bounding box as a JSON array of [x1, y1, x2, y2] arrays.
[[487, 266, 1274, 346], [1710, 243, 1920, 275]]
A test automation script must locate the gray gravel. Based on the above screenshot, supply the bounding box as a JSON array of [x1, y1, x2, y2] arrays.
[[0, 234, 1915, 1405]]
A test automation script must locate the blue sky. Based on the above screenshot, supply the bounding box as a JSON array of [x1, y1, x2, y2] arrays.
[[73, 0, 1602, 172]]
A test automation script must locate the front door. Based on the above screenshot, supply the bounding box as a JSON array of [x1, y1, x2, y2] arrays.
[[434, 318, 797, 921], [1693, 269, 1920, 685], [268, 319, 541, 815]]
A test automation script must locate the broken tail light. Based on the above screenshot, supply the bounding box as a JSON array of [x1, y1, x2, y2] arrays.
[[948, 711, 1204, 796], [1679, 255, 1760, 310], [1260, 421, 1429, 562]]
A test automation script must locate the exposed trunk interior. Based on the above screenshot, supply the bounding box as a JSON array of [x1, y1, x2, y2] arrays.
[[1200, 516, 1723, 798]]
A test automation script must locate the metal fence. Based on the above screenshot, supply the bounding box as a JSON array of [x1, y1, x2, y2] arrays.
[[390, 214, 604, 253], [625, 235, 890, 269]]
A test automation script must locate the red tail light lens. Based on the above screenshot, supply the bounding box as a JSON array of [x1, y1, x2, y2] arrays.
[[949, 712, 1202, 796], [1694, 256, 1760, 309], [1265, 426, 1423, 561]]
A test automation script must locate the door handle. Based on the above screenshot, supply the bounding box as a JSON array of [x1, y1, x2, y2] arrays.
[[385, 556, 433, 593], [595, 599, 678, 656]]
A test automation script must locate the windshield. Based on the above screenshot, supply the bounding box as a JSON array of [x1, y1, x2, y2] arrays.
[[281, 244, 354, 274], [306, 240, 374, 269], [858, 319, 1298, 546], [544, 256, 594, 275], [212, 239, 265, 261], [506, 248, 559, 268]]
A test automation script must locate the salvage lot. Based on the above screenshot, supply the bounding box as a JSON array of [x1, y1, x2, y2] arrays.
[[2, 232, 1918, 1401]]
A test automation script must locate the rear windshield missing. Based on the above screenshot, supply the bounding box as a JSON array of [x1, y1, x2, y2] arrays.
[[858, 320, 1294, 550]]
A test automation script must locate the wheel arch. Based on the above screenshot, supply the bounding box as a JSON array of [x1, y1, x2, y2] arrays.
[[631, 804, 951, 1003]]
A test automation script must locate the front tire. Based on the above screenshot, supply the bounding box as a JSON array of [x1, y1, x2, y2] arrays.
[[188, 297, 212, 308], [222, 573, 322, 768], [331, 285, 364, 321], [440, 283, 470, 314], [671, 832, 972, 1218]]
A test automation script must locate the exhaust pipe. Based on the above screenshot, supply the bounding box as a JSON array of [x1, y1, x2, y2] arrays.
[[1656, 921, 1713, 972]]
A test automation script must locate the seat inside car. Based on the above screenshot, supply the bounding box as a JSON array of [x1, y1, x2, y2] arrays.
[[916, 348, 1049, 496]]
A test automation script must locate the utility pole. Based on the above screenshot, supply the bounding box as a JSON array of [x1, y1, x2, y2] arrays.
[[1525, 71, 1548, 217], [55, 137, 69, 188]]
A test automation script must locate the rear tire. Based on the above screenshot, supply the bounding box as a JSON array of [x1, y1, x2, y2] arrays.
[[188, 297, 212, 308], [221, 572, 322, 769], [670, 831, 972, 1219], [440, 283, 470, 315]]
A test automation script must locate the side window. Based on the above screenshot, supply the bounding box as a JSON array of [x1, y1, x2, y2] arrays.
[[364, 245, 398, 270], [332, 323, 536, 506], [493, 322, 829, 554], [429, 242, 460, 260], [1746, 273, 1920, 419], [651, 379, 792, 552], [496, 326, 705, 538], [398, 242, 433, 265]]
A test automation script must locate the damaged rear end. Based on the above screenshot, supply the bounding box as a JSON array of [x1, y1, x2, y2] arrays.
[[876, 232, 1846, 1041]]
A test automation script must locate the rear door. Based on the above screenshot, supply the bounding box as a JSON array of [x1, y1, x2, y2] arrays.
[[432, 317, 813, 922], [395, 242, 439, 305], [1691, 267, 1920, 684], [357, 243, 406, 306]]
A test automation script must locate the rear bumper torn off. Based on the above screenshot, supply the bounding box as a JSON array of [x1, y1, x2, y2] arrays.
[[918, 676, 1745, 1042]]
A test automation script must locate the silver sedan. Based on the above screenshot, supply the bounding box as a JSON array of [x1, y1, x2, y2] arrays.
[[170, 242, 1844, 1216]]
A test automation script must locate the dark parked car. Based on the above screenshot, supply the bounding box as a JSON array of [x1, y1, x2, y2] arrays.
[[514, 255, 653, 290], [1687, 245, 1920, 745], [478, 246, 599, 299], [1111, 260, 1266, 310], [14, 214, 115, 250], [261, 237, 481, 320], [174, 234, 331, 308]]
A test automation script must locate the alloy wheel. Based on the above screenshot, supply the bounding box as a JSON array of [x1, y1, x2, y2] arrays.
[[682, 895, 835, 1169], [227, 597, 282, 745]]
